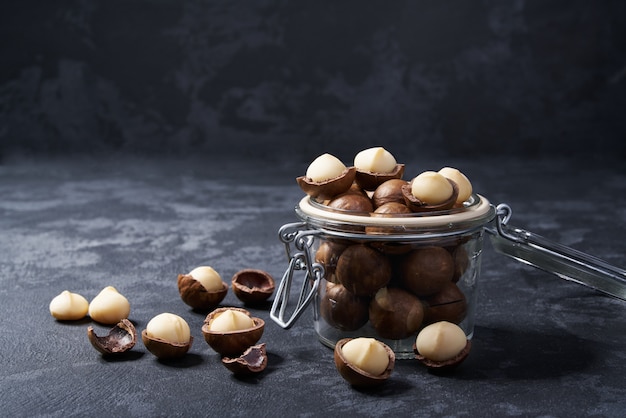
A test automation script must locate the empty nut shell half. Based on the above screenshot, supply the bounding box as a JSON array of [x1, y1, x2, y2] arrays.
[[222, 343, 268, 375], [177, 273, 228, 311], [87, 318, 137, 355], [231, 269, 275, 304], [334, 338, 395, 387], [296, 166, 357, 200], [413, 339, 471, 371], [141, 330, 193, 360], [201, 307, 265, 357]]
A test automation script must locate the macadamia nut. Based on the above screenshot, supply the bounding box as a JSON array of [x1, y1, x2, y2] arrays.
[[306, 153, 347, 182], [49, 290, 89, 321], [341, 337, 389, 375], [209, 308, 254, 332], [146, 313, 191, 344], [88, 286, 131, 325], [411, 171, 453, 205], [438, 167, 473, 204], [189, 265, 223, 291], [415, 321, 467, 362], [354, 147, 397, 173]]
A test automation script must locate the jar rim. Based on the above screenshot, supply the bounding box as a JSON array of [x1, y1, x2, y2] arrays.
[[295, 194, 495, 237]]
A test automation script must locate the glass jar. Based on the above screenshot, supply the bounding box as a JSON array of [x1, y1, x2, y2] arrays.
[[272, 193, 495, 359]]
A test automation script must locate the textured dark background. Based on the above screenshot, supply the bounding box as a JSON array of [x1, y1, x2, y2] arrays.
[[1, 1, 625, 162]]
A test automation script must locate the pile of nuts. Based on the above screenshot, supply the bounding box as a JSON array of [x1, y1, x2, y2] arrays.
[[50, 266, 275, 375]]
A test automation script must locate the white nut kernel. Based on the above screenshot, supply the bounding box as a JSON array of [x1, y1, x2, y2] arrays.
[[410, 171, 453, 205], [305, 153, 347, 182], [49, 290, 89, 321], [189, 266, 223, 291], [438, 167, 473, 204], [209, 308, 254, 332], [341, 337, 389, 375], [415, 321, 467, 362], [146, 313, 191, 344], [88, 286, 131, 325], [354, 147, 397, 173]]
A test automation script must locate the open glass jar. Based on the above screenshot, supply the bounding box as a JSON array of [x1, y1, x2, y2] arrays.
[[271, 193, 626, 359], [271, 193, 495, 359]]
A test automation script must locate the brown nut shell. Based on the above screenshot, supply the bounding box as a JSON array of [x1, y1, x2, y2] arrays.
[[334, 338, 395, 387], [296, 166, 357, 200], [401, 178, 459, 212], [355, 164, 405, 191], [141, 330, 193, 360], [320, 282, 370, 331], [372, 178, 409, 208], [315, 241, 347, 284], [177, 273, 228, 311], [222, 343, 268, 375], [369, 287, 424, 340], [400, 246, 455, 297], [327, 192, 373, 213], [423, 282, 467, 325], [413, 339, 471, 371], [201, 307, 265, 357], [87, 318, 137, 356], [336, 245, 392, 296], [231, 269, 275, 304]]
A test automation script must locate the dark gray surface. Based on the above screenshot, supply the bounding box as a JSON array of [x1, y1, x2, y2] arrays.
[[1, 155, 626, 417]]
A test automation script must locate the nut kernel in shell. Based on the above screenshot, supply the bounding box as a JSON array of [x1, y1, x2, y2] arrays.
[[438, 167, 473, 204], [49, 290, 89, 321], [296, 167, 357, 201], [341, 337, 389, 376], [208, 308, 255, 332], [414, 321, 470, 369], [354, 147, 397, 173], [202, 307, 265, 357], [142, 313, 193, 359], [222, 343, 268, 375], [334, 338, 395, 387], [411, 171, 453, 205], [306, 153, 347, 182], [87, 318, 137, 356], [178, 267, 228, 311], [88, 286, 131, 325], [231, 269, 275, 304]]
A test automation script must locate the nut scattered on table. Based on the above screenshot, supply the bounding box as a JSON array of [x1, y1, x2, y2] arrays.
[[87, 318, 137, 356], [88, 286, 131, 325], [334, 337, 395, 387], [178, 265, 228, 311], [231, 269, 275, 304], [142, 312, 193, 359], [413, 321, 471, 370], [222, 343, 268, 375], [49, 290, 89, 321], [202, 307, 265, 357]]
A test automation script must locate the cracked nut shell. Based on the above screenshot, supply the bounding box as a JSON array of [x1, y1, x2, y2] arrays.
[[222, 343, 268, 375], [202, 307, 265, 357], [414, 339, 471, 371], [87, 318, 137, 355], [401, 178, 459, 212], [141, 330, 193, 360], [296, 166, 357, 200], [231, 269, 275, 304], [369, 287, 424, 340], [177, 273, 228, 311], [355, 164, 405, 191], [320, 282, 370, 331], [334, 338, 395, 387]]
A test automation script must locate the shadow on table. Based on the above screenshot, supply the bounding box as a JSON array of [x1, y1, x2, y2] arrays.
[[456, 325, 596, 380]]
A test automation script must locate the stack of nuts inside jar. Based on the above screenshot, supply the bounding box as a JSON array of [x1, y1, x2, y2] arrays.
[[298, 147, 474, 385]]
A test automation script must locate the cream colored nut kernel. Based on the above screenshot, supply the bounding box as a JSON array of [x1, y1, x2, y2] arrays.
[[354, 147, 397, 173], [305, 153, 347, 182], [189, 266, 223, 291], [341, 337, 389, 376], [88, 286, 131, 325], [415, 321, 467, 362], [209, 308, 254, 332], [438, 167, 473, 204], [146, 313, 191, 344], [49, 290, 89, 321], [411, 171, 453, 205]]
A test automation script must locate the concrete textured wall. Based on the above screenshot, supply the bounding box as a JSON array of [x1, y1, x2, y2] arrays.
[[1, 1, 625, 162]]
